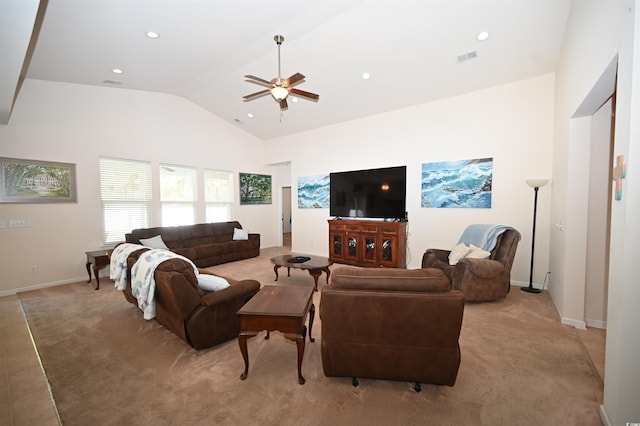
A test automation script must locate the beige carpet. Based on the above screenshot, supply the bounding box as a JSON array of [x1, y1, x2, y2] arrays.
[[18, 247, 603, 426]]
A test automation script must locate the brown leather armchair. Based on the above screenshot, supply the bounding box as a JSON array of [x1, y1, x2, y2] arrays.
[[422, 228, 520, 302], [320, 267, 464, 389]]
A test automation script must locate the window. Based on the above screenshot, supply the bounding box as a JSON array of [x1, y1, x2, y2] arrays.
[[160, 165, 197, 226], [204, 170, 233, 222], [99, 158, 151, 244]]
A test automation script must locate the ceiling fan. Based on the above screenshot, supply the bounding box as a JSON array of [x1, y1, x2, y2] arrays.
[[243, 35, 319, 112]]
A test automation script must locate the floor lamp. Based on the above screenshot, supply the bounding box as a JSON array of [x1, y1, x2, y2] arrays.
[[522, 179, 548, 294]]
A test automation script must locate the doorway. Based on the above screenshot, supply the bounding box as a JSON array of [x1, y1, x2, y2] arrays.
[[282, 186, 292, 248]]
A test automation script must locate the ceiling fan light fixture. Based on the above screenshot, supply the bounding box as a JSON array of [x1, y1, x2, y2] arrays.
[[271, 86, 289, 100]]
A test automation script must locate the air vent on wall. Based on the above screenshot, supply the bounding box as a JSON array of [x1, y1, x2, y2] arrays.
[[457, 51, 478, 63]]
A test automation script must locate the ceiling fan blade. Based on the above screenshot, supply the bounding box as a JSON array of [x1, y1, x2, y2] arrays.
[[243, 89, 271, 101], [284, 72, 305, 87], [244, 75, 273, 88], [290, 88, 319, 102], [280, 98, 288, 111]]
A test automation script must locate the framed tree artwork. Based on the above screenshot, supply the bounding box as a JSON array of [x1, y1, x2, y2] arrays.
[[0, 157, 77, 203], [239, 173, 272, 204]]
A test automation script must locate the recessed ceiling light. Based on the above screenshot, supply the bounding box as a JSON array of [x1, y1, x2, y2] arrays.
[[112, 68, 123, 74], [146, 31, 160, 39], [291, 97, 298, 103], [362, 73, 371, 80], [477, 31, 490, 41], [247, 113, 254, 118]]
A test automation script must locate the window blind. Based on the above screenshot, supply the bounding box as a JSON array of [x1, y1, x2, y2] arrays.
[[99, 157, 151, 244]]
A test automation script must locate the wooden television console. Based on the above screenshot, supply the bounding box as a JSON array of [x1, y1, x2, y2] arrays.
[[328, 219, 407, 268]]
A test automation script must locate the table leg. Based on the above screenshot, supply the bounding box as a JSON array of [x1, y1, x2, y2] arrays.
[[273, 264, 280, 281], [285, 327, 307, 385], [324, 267, 331, 284], [308, 269, 321, 291], [92, 265, 101, 290], [238, 331, 258, 380], [308, 303, 315, 343], [85, 261, 92, 283]]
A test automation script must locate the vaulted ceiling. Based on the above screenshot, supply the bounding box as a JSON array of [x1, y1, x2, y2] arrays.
[[2, 0, 572, 140]]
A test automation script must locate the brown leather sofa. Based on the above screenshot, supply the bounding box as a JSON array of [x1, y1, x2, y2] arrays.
[[320, 267, 464, 389], [123, 249, 260, 350], [422, 228, 520, 302], [125, 221, 260, 268]]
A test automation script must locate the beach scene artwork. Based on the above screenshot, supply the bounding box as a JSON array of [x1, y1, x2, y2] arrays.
[[297, 174, 329, 208], [421, 158, 493, 208]]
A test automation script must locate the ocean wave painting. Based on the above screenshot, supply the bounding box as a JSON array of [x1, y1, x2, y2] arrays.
[[421, 158, 493, 208], [297, 174, 330, 208]]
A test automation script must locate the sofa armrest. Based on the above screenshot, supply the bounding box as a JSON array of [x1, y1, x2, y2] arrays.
[[422, 248, 451, 268], [201, 279, 260, 306]]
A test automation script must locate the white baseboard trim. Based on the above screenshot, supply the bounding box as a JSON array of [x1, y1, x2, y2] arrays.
[[561, 317, 587, 330], [585, 318, 607, 329], [0, 276, 89, 298], [599, 404, 612, 426], [539, 285, 587, 330]]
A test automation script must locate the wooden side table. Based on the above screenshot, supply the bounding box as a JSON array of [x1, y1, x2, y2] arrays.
[[85, 250, 111, 290], [237, 285, 315, 385]]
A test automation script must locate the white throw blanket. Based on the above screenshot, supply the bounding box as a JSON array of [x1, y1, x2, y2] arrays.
[[130, 249, 198, 320], [457, 224, 520, 252], [109, 243, 146, 290]]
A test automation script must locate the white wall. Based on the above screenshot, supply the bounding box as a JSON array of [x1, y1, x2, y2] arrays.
[[552, 0, 640, 424], [265, 74, 555, 286], [0, 79, 278, 294]]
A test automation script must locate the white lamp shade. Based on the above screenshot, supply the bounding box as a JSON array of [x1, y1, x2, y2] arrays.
[[271, 86, 289, 100], [526, 179, 549, 188]]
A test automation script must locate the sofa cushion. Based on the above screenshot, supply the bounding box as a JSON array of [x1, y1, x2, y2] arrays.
[[448, 243, 470, 265], [139, 235, 170, 250], [330, 267, 450, 292], [233, 227, 249, 240], [194, 243, 228, 258], [179, 223, 216, 247], [197, 274, 231, 292], [466, 244, 491, 259]]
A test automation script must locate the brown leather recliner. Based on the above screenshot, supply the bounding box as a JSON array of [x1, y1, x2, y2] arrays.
[[123, 250, 260, 350], [320, 267, 464, 389], [422, 228, 520, 302]]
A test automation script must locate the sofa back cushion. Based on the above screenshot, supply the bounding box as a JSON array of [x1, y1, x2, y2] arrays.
[[211, 221, 242, 243], [330, 267, 450, 292], [179, 223, 216, 248]]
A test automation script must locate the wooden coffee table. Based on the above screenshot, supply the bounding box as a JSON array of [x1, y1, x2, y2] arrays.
[[270, 254, 333, 291], [237, 285, 315, 385]]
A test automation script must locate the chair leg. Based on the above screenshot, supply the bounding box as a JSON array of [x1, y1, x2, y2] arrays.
[[352, 377, 359, 387], [413, 382, 422, 393]]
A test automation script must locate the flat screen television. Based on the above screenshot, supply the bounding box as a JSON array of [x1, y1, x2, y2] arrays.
[[330, 166, 406, 220]]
